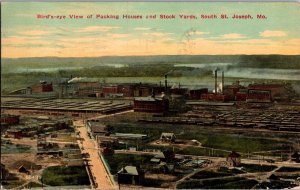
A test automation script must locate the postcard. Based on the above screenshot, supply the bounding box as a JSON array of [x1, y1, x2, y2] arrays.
[[1, 1, 300, 189]]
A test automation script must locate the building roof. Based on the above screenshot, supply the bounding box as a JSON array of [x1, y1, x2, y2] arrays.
[[114, 133, 147, 139], [150, 158, 161, 163], [186, 101, 235, 106], [89, 125, 107, 133], [118, 166, 140, 175], [154, 152, 165, 159], [161, 132, 175, 137], [228, 151, 241, 158], [134, 96, 164, 102]]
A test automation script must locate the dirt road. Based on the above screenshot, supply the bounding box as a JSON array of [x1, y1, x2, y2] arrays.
[[75, 120, 114, 189], [74, 110, 133, 189]]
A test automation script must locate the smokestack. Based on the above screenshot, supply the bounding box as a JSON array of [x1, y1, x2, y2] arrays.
[[222, 71, 224, 94], [215, 69, 218, 94], [165, 74, 168, 93]]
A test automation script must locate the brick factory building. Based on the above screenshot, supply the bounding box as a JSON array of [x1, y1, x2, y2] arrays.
[[1, 114, 20, 125], [30, 81, 53, 93], [117, 84, 135, 97], [134, 96, 169, 113], [247, 84, 289, 101], [246, 89, 271, 103], [189, 88, 208, 99], [102, 85, 118, 96], [67, 78, 101, 97], [235, 92, 247, 101], [201, 93, 229, 102]]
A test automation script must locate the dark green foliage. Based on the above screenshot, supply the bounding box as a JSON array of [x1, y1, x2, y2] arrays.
[[218, 167, 245, 174], [2, 179, 25, 189], [27, 182, 43, 188], [240, 164, 277, 173], [142, 178, 165, 187], [276, 167, 300, 172], [259, 180, 295, 189], [41, 166, 90, 186], [191, 170, 232, 179], [177, 177, 258, 189]]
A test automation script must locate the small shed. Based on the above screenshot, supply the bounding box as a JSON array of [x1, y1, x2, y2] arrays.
[[227, 151, 241, 167], [117, 166, 144, 185], [18, 165, 30, 175], [160, 133, 176, 143], [154, 150, 175, 163]]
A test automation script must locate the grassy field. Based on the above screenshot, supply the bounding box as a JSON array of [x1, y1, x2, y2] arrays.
[[1, 143, 33, 154], [191, 170, 233, 179], [177, 177, 258, 189], [2, 179, 26, 189], [41, 166, 90, 186], [276, 167, 300, 172], [240, 163, 277, 173], [105, 121, 293, 155]]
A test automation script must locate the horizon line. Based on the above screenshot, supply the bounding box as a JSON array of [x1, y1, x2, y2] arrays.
[[2, 54, 300, 59]]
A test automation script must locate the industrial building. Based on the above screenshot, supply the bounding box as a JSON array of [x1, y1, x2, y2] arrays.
[[1, 97, 132, 117], [30, 81, 53, 93], [133, 96, 169, 113], [1, 114, 20, 125], [189, 88, 208, 99], [98, 83, 168, 98], [198, 69, 293, 103], [246, 89, 271, 103], [62, 77, 102, 97]]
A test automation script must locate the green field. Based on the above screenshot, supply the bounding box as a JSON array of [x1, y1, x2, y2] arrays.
[[104, 121, 294, 155], [41, 166, 90, 186], [177, 177, 258, 189], [2, 179, 26, 189]]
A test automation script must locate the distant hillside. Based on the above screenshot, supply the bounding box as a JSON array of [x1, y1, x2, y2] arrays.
[[2, 55, 300, 73]]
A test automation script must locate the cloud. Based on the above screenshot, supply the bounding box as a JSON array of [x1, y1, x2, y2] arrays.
[[108, 33, 129, 38], [221, 33, 246, 39], [15, 13, 33, 18], [134, 27, 152, 31], [18, 30, 54, 36], [2, 36, 50, 46], [143, 32, 173, 37], [76, 26, 120, 33], [194, 31, 209, 35], [2, 33, 299, 58], [260, 30, 287, 37]]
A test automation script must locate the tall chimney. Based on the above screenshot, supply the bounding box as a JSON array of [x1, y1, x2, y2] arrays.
[[214, 69, 218, 94], [165, 74, 168, 93], [222, 71, 224, 94]]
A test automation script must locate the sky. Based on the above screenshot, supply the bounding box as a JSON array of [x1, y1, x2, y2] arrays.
[[2, 2, 300, 58]]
